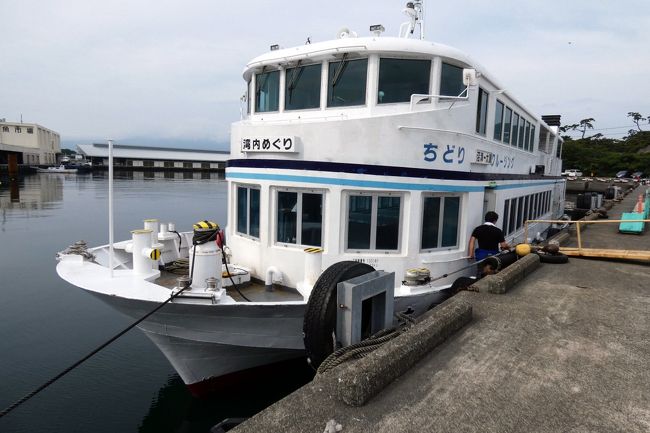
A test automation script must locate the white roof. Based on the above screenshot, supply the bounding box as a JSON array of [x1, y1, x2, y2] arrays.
[[77, 143, 230, 162]]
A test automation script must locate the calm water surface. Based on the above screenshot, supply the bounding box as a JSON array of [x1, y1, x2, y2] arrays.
[[0, 172, 311, 433]]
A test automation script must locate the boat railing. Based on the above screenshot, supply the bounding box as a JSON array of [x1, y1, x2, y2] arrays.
[[409, 90, 469, 111]]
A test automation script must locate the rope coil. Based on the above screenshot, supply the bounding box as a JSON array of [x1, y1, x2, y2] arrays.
[[316, 311, 416, 374]]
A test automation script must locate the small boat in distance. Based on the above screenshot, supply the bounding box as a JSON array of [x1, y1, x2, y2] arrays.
[[56, 1, 566, 397], [36, 165, 78, 174]]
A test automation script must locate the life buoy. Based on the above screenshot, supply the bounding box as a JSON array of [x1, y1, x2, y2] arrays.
[[303, 261, 374, 368]]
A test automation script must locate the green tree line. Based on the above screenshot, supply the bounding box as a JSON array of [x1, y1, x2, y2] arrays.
[[560, 112, 650, 177]]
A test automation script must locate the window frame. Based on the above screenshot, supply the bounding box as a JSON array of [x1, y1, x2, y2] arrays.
[[236, 184, 261, 240], [275, 187, 324, 248], [377, 57, 431, 104], [494, 100, 504, 141], [439, 62, 465, 98], [284, 62, 322, 111], [255, 69, 280, 113], [475, 87, 489, 135], [420, 193, 462, 252], [502, 106, 513, 144], [327, 57, 368, 108], [345, 191, 403, 253]]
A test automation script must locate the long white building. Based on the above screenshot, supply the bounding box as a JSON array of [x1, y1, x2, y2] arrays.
[[77, 143, 229, 170]]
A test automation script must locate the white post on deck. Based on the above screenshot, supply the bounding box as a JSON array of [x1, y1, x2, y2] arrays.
[[108, 139, 114, 278]]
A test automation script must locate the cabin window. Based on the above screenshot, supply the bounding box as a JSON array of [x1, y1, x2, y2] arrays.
[[529, 125, 536, 151], [276, 190, 322, 247], [285, 63, 321, 110], [522, 121, 530, 150], [502, 107, 512, 144], [421, 195, 460, 250], [377, 58, 430, 104], [508, 198, 516, 234], [246, 80, 251, 115], [475, 88, 488, 135], [518, 118, 525, 149], [237, 186, 260, 238], [327, 58, 368, 107], [27, 127, 33, 134], [15, 126, 22, 133], [503, 199, 511, 234], [255, 70, 280, 112], [512, 113, 520, 147], [556, 140, 563, 158], [494, 100, 504, 141], [440, 63, 465, 97], [347, 193, 401, 251]]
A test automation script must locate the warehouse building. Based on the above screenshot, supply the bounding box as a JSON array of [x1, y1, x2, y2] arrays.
[[0, 119, 60, 166], [76, 143, 229, 171]]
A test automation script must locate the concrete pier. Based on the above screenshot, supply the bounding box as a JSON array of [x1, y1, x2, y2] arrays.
[[232, 186, 650, 433]]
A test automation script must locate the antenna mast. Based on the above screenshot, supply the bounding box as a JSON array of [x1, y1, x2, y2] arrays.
[[399, 1, 425, 40]]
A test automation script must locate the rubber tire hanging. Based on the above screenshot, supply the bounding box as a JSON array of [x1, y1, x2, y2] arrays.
[[303, 261, 374, 369]]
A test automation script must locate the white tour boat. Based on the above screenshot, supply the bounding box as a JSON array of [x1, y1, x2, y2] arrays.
[[56, 2, 566, 397], [36, 165, 78, 174]]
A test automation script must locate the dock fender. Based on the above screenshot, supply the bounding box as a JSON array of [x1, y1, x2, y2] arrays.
[[302, 261, 374, 368]]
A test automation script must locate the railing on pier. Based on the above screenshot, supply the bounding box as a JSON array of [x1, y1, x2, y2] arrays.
[[525, 219, 650, 261]]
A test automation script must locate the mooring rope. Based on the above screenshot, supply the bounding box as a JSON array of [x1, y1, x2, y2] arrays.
[[316, 312, 417, 374], [0, 285, 192, 419]]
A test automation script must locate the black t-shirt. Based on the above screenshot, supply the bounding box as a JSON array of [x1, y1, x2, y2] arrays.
[[471, 224, 505, 251]]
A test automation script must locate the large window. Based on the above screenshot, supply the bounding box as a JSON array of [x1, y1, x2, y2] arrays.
[[529, 125, 536, 151], [347, 193, 401, 251], [476, 88, 488, 135], [440, 63, 465, 97], [276, 190, 322, 247], [255, 70, 279, 112], [512, 113, 520, 147], [421, 195, 461, 250], [327, 58, 368, 107], [237, 186, 260, 238], [285, 63, 321, 110], [378, 58, 430, 104], [494, 100, 504, 141], [502, 107, 512, 144], [518, 118, 526, 148]]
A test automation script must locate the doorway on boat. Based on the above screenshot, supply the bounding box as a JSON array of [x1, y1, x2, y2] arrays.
[[482, 188, 497, 221]]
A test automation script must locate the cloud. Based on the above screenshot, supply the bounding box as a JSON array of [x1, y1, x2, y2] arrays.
[[2, 0, 649, 145]]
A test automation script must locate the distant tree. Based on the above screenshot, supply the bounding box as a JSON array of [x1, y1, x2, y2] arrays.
[[560, 118, 595, 139], [627, 112, 647, 132], [591, 133, 604, 140], [577, 118, 595, 138], [560, 123, 579, 133]]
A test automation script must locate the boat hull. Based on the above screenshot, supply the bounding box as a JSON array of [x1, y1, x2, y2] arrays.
[[81, 286, 448, 396]]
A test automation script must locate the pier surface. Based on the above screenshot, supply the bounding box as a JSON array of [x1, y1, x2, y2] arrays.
[[233, 188, 650, 433]]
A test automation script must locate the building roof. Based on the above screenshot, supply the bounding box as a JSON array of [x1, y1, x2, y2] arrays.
[[76, 143, 230, 162]]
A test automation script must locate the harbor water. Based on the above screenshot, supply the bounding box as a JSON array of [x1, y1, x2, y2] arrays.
[[0, 173, 312, 433]]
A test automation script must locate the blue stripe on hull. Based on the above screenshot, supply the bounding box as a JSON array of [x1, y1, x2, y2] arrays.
[[227, 158, 564, 182]]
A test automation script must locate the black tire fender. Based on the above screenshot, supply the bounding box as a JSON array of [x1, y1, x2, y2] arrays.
[[537, 252, 569, 264], [302, 261, 374, 368]]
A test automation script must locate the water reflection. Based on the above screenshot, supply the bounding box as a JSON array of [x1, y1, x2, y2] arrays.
[[139, 359, 314, 433], [0, 175, 65, 230]]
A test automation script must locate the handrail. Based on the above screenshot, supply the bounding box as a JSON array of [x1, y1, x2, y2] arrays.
[[524, 218, 650, 253]]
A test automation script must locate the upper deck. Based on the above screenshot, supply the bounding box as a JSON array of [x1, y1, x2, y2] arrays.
[[231, 34, 563, 178]]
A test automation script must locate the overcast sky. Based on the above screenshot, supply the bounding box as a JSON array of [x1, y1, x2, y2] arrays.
[[3, 0, 649, 149]]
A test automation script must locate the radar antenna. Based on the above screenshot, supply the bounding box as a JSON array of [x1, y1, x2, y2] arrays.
[[399, 1, 425, 40]]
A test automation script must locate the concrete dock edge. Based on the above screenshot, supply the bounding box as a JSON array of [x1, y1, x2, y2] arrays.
[[333, 298, 472, 406], [472, 253, 540, 294]]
